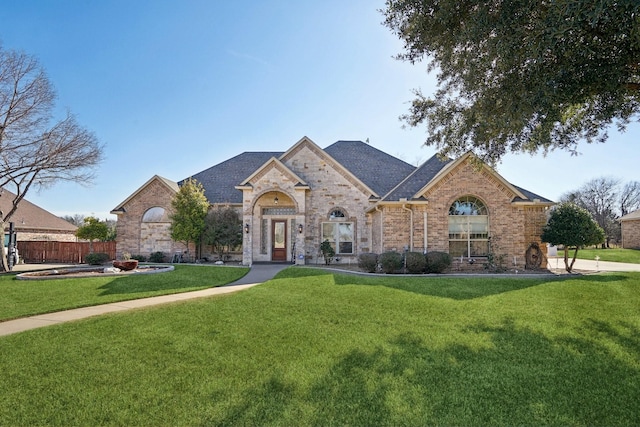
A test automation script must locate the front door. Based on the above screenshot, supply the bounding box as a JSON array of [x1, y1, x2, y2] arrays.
[[271, 220, 287, 261]]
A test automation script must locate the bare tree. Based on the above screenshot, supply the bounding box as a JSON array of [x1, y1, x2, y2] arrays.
[[61, 214, 86, 226], [620, 181, 640, 217], [0, 45, 103, 271], [560, 177, 640, 248]]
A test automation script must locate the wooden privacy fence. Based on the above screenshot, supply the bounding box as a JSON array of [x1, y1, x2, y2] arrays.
[[17, 241, 116, 264]]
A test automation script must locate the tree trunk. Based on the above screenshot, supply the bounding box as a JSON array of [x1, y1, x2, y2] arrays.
[[563, 247, 578, 273], [568, 247, 579, 273], [0, 220, 8, 272]]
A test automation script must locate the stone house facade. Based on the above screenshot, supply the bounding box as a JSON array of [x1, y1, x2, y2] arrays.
[[619, 209, 640, 249], [112, 137, 554, 269]]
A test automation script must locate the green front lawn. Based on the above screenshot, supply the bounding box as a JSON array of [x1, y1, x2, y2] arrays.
[[0, 265, 248, 321], [1, 268, 638, 426], [554, 247, 640, 263]]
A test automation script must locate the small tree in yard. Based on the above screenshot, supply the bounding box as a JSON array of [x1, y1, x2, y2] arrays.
[[75, 216, 110, 253], [320, 240, 335, 265], [203, 206, 242, 261], [170, 178, 209, 259], [541, 203, 605, 273]]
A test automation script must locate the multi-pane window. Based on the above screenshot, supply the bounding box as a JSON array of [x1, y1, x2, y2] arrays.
[[448, 196, 489, 257], [321, 222, 354, 254]]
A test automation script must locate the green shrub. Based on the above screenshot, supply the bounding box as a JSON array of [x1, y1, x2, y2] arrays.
[[425, 251, 452, 273], [379, 251, 403, 274], [130, 254, 147, 262], [320, 240, 335, 265], [85, 252, 110, 265], [149, 251, 165, 263], [357, 253, 379, 273], [405, 251, 426, 273]]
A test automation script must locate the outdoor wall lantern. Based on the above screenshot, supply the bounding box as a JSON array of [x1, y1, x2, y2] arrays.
[[298, 223, 303, 234], [274, 196, 279, 205], [244, 223, 250, 234]]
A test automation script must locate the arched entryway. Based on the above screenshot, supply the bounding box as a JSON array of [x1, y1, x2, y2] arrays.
[[243, 190, 306, 264]]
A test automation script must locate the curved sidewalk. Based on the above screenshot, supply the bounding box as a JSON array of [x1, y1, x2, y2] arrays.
[[0, 263, 290, 337], [547, 257, 640, 272]]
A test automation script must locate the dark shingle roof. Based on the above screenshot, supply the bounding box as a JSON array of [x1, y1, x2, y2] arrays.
[[324, 140, 416, 196], [180, 143, 553, 206], [182, 152, 282, 204], [383, 154, 453, 200], [512, 185, 554, 203]]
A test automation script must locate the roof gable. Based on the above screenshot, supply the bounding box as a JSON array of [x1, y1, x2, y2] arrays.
[[111, 175, 178, 213], [238, 156, 309, 187], [414, 152, 530, 201], [281, 137, 379, 196]]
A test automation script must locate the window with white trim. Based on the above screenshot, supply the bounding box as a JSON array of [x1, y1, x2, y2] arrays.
[[321, 222, 354, 254], [448, 196, 489, 257]]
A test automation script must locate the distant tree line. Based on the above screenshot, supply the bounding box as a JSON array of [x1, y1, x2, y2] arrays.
[[560, 177, 640, 248]]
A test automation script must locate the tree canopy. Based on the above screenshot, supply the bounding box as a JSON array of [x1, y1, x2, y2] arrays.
[[203, 206, 242, 260], [383, 0, 640, 164], [541, 202, 605, 272], [169, 178, 209, 259], [75, 217, 110, 253]]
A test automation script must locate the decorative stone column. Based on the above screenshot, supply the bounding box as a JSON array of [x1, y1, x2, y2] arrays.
[[294, 214, 306, 265], [242, 215, 252, 266]]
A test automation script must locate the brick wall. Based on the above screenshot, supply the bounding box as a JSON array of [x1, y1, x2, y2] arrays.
[[115, 178, 186, 259], [377, 158, 549, 270], [622, 220, 640, 248]]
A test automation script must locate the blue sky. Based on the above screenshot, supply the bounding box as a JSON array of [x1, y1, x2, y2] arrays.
[[1, 0, 637, 220]]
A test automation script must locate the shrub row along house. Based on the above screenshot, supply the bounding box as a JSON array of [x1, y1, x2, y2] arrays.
[[111, 137, 554, 270]]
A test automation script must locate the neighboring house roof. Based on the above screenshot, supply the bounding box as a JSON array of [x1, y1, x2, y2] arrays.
[[186, 152, 283, 204], [0, 189, 77, 233], [111, 175, 179, 213], [324, 140, 416, 197], [619, 209, 640, 222]]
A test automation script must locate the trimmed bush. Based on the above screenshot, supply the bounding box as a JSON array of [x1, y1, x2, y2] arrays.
[[425, 251, 452, 273], [358, 253, 379, 273], [130, 254, 147, 262], [85, 252, 110, 265], [320, 240, 335, 265], [405, 251, 427, 273], [379, 251, 403, 274], [149, 251, 165, 263]]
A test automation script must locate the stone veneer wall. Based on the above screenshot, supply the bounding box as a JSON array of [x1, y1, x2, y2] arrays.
[[115, 179, 186, 259], [242, 144, 375, 264], [16, 231, 77, 242], [621, 220, 640, 249]]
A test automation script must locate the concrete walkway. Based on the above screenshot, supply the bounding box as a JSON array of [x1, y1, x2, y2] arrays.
[[0, 263, 291, 337], [547, 257, 640, 272]]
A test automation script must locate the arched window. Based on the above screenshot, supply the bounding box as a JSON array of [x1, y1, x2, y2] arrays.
[[448, 196, 489, 257], [329, 208, 346, 220], [142, 207, 168, 222]]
